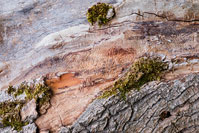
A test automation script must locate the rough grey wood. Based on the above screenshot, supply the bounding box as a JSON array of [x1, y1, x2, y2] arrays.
[[59, 73, 199, 133]]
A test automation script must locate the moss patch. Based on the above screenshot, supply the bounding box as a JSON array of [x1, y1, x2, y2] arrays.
[[87, 2, 115, 26], [100, 57, 168, 99], [0, 101, 27, 131], [33, 84, 52, 115], [7, 86, 16, 95], [8, 82, 52, 114], [0, 82, 52, 131]]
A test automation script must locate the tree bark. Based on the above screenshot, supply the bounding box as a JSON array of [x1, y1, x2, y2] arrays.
[[60, 74, 199, 133]]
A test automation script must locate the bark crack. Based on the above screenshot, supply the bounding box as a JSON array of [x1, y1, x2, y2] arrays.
[[130, 11, 199, 22]]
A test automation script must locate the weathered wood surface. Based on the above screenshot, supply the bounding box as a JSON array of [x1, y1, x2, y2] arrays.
[[1, 0, 199, 132], [60, 73, 199, 133]]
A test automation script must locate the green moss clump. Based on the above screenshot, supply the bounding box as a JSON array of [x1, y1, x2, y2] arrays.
[[8, 83, 30, 98], [2, 82, 52, 130], [15, 83, 28, 97], [0, 101, 27, 131], [10, 83, 52, 114], [98, 86, 117, 99], [100, 57, 168, 99], [7, 86, 16, 95], [87, 2, 115, 26], [32, 84, 52, 114], [8, 83, 52, 103]]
